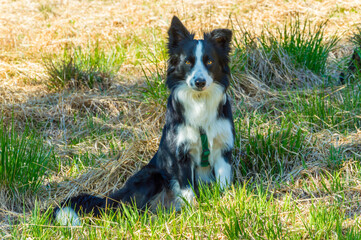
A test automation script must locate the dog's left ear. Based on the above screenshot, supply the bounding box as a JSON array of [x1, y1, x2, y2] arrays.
[[207, 29, 232, 51]]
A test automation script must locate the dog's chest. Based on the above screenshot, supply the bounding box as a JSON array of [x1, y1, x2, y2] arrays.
[[174, 89, 233, 182], [175, 117, 233, 167]]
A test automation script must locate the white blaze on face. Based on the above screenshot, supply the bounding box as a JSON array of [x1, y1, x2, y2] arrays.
[[186, 41, 213, 89]]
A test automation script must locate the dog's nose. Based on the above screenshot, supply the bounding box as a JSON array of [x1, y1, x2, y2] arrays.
[[195, 79, 206, 89]]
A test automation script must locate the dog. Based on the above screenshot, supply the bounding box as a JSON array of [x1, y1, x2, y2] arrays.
[[54, 16, 234, 226]]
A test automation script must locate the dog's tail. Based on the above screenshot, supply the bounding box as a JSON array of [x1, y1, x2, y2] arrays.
[[53, 194, 106, 226], [53, 165, 172, 226]]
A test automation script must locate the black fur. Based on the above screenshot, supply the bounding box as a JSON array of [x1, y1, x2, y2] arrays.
[[54, 16, 234, 224], [54, 165, 171, 217]]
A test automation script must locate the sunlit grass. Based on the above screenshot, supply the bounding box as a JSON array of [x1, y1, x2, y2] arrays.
[[44, 42, 125, 90], [12, 180, 361, 239], [0, 118, 52, 192], [1, 4, 361, 239]]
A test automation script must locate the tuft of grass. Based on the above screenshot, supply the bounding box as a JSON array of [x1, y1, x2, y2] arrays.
[[231, 17, 339, 92], [219, 185, 286, 239], [303, 203, 346, 239], [0, 118, 52, 192], [276, 18, 339, 75], [340, 26, 361, 84], [237, 118, 307, 175], [327, 145, 345, 169], [44, 42, 125, 91], [349, 27, 361, 79]]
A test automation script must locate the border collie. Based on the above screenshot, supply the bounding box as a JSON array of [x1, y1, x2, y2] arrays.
[[54, 16, 234, 226]]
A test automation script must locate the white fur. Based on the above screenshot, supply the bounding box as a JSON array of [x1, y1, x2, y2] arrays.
[[55, 207, 81, 226], [174, 82, 224, 127], [175, 118, 233, 166], [174, 81, 234, 188], [214, 157, 232, 189], [176, 125, 199, 146], [181, 188, 195, 203], [207, 118, 234, 151], [197, 119, 233, 186], [170, 180, 195, 210], [173, 38, 233, 202], [186, 41, 213, 89], [196, 166, 214, 183]]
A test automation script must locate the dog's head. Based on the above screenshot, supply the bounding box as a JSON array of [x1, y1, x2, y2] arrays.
[[166, 16, 232, 93]]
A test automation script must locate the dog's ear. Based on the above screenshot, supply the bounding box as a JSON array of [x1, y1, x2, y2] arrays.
[[207, 29, 232, 51], [168, 16, 191, 49]]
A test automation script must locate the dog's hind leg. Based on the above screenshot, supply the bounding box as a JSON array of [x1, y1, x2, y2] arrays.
[[54, 165, 171, 226], [106, 165, 172, 211]]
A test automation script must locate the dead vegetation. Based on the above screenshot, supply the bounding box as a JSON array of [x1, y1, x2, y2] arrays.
[[1, 0, 361, 238]]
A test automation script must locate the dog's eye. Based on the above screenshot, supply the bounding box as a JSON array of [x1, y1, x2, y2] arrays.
[[207, 60, 213, 65], [185, 60, 191, 65]]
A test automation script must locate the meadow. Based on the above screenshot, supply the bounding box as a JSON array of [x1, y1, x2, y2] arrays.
[[0, 0, 361, 239]]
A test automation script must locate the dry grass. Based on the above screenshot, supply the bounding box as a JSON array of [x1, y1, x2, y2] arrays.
[[1, 0, 361, 238]]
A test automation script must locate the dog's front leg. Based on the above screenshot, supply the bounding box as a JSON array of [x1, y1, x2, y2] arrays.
[[214, 150, 232, 190], [172, 151, 196, 209], [214, 97, 234, 190], [180, 160, 195, 203]]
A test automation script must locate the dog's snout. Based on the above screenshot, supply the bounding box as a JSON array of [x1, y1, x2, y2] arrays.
[[195, 79, 206, 89]]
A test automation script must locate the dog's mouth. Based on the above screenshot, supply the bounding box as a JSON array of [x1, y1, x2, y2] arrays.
[[193, 86, 207, 91]]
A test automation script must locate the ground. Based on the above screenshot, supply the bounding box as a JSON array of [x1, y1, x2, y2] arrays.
[[0, 0, 361, 239]]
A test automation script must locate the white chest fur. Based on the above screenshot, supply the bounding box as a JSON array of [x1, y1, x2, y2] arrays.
[[174, 83, 234, 184], [175, 118, 233, 182]]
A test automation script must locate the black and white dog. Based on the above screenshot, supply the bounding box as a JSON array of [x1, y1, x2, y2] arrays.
[[54, 16, 234, 226]]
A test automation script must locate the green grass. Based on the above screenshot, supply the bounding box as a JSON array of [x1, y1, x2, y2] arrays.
[[350, 27, 361, 77], [283, 84, 361, 133], [3, 17, 361, 239], [234, 114, 307, 175], [45, 42, 125, 90], [141, 67, 168, 105], [139, 28, 168, 106], [275, 18, 339, 75], [340, 26, 361, 84], [0, 118, 52, 192], [61, 113, 127, 175], [231, 18, 339, 89], [350, 26, 361, 47], [12, 181, 361, 239]]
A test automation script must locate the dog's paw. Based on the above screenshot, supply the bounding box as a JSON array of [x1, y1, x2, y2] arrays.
[[173, 188, 196, 211], [218, 178, 231, 191], [181, 188, 195, 203]]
